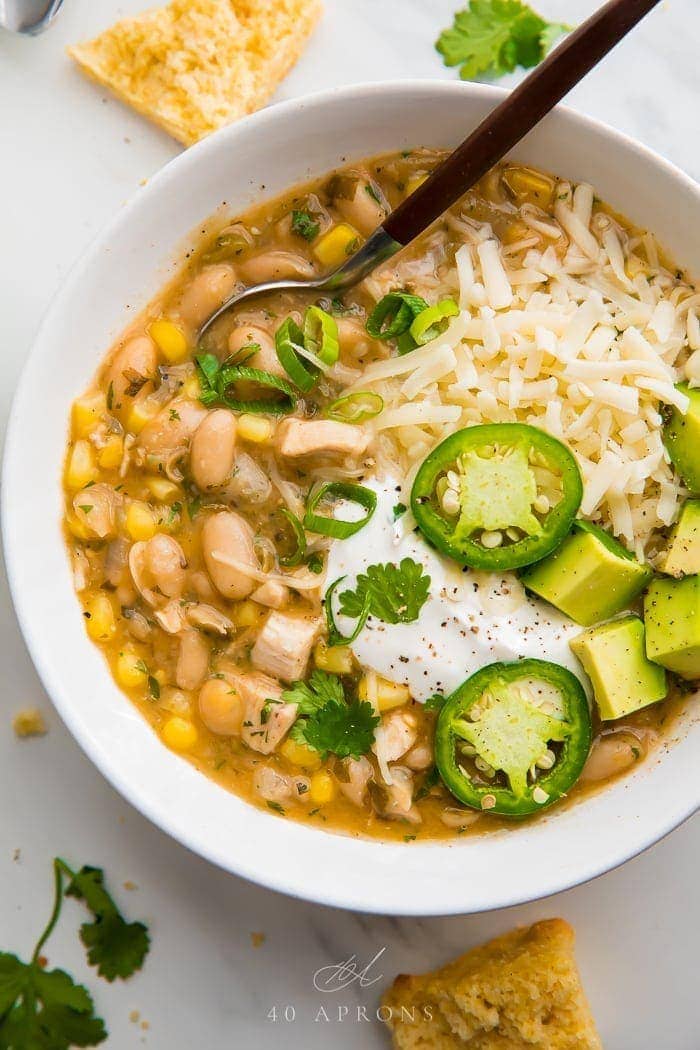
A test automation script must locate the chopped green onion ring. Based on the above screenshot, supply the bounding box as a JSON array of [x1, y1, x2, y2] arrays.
[[279, 509, 307, 568], [304, 482, 377, 539], [216, 365, 297, 414], [325, 575, 371, 647], [324, 391, 384, 424], [275, 317, 318, 392], [410, 298, 459, 346], [366, 292, 429, 341], [303, 306, 340, 366]]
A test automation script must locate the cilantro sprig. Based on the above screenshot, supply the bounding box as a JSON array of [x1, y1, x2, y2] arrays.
[[437, 1, 571, 81], [339, 558, 431, 625], [0, 858, 149, 1048], [286, 671, 379, 760], [325, 557, 431, 647]]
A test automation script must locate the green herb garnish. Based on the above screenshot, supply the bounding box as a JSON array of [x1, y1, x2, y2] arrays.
[[0, 858, 149, 1048], [392, 502, 407, 520], [291, 209, 320, 242], [436, 0, 571, 81], [338, 557, 431, 625], [285, 671, 379, 760]]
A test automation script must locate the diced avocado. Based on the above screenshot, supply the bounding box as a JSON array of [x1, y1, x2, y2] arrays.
[[521, 521, 652, 626], [570, 616, 667, 720], [658, 500, 700, 577], [644, 575, 700, 679], [663, 382, 700, 493]]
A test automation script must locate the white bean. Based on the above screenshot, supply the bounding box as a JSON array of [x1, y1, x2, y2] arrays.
[[202, 510, 257, 600], [190, 409, 237, 490], [228, 324, 284, 376], [238, 251, 315, 284], [105, 335, 157, 408], [177, 264, 237, 328], [176, 629, 210, 691]]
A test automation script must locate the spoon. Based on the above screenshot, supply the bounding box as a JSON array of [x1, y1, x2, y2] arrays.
[[199, 0, 662, 339], [0, 0, 64, 34]]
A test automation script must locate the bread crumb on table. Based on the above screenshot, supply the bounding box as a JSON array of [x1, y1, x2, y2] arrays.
[[250, 931, 266, 948], [12, 708, 47, 738], [68, 0, 323, 147], [381, 919, 602, 1050]]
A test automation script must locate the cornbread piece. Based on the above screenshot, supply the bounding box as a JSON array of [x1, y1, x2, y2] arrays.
[[68, 0, 322, 146], [13, 708, 47, 738], [381, 919, 601, 1050]]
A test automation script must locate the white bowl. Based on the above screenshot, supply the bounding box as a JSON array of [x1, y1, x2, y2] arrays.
[[4, 81, 700, 915]]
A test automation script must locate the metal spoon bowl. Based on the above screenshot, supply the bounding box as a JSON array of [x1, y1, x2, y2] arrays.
[[0, 0, 65, 34]]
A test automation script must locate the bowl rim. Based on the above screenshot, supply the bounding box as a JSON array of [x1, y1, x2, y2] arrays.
[[3, 78, 699, 916]]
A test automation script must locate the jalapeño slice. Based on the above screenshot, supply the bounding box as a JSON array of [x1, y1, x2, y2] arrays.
[[435, 659, 591, 817], [411, 423, 583, 571]]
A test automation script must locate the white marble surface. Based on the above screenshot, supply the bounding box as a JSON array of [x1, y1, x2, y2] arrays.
[[1, 1, 699, 1046]]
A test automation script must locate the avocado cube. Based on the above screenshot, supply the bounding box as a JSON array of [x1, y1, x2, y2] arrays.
[[570, 616, 667, 720], [663, 383, 700, 493], [644, 575, 700, 678], [658, 500, 700, 577], [521, 521, 652, 627]]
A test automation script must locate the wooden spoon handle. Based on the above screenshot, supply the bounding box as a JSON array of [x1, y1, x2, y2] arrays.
[[383, 0, 663, 246]]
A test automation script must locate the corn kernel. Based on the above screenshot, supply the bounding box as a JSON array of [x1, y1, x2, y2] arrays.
[[182, 374, 201, 400], [162, 717, 198, 751], [237, 414, 272, 443], [84, 593, 116, 642], [125, 501, 157, 541], [126, 396, 158, 435], [149, 318, 189, 363], [501, 220, 531, 246], [231, 599, 267, 628], [72, 393, 106, 438], [115, 652, 148, 689], [406, 173, 428, 195], [501, 166, 555, 206], [314, 641, 354, 675], [97, 435, 124, 470], [146, 477, 181, 502], [313, 223, 361, 269], [280, 738, 323, 771], [154, 669, 169, 687], [66, 440, 98, 490], [359, 673, 411, 712], [308, 771, 337, 805]]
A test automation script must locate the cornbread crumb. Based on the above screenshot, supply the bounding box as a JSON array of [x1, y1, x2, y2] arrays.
[[68, 0, 322, 146], [250, 931, 266, 948], [129, 1010, 141, 1024], [123, 880, 138, 891], [381, 919, 601, 1050], [13, 708, 47, 738]]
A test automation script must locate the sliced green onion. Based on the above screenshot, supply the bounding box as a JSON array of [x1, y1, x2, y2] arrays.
[[195, 353, 221, 405], [278, 509, 307, 568], [409, 298, 459, 346], [304, 482, 377, 539], [275, 317, 318, 392], [227, 342, 261, 367], [324, 391, 384, 424], [303, 306, 340, 366], [366, 292, 428, 341], [217, 365, 297, 414], [324, 575, 370, 647]]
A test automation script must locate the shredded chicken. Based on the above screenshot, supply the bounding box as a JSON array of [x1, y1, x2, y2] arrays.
[[276, 418, 371, 458], [251, 612, 321, 682]]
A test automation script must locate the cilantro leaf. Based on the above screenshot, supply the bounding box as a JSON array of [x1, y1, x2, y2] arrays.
[[436, 1, 570, 81], [291, 210, 320, 242], [424, 693, 446, 712], [0, 954, 107, 1049], [297, 699, 380, 760], [339, 557, 431, 625], [65, 867, 150, 982], [281, 670, 345, 716]]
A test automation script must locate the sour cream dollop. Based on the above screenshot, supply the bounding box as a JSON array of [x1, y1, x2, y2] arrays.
[[325, 478, 585, 701]]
